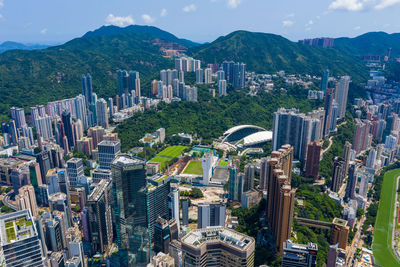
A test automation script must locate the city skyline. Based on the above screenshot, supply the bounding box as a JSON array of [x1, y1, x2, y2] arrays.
[[0, 0, 400, 43]]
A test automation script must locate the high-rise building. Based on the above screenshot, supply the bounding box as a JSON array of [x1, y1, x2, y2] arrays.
[[81, 73, 93, 107], [233, 62, 246, 89], [305, 142, 321, 179], [222, 61, 235, 83], [282, 240, 318, 267], [96, 98, 109, 129], [228, 167, 243, 202], [197, 203, 226, 229], [266, 145, 296, 255], [345, 163, 357, 201], [10, 107, 27, 129], [216, 70, 225, 83], [182, 198, 189, 226], [153, 217, 177, 254], [15, 185, 38, 216], [204, 68, 212, 84], [353, 118, 372, 154], [321, 69, 329, 92], [323, 88, 335, 137], [327, 244, 346, 267], [67, 158, 84, 187], [148, 180, 171, 240], [179, 227, 255, 267], [49, 192, 72, 228], [272, 108, 321, 160], [195, 68, 204, 84], [243, 164, 255, 192], [218, 79, 227, 96], [330, 218, 349, 250], [331, 157, 345, 192], [343, 141, 352, 175], [112, 155, 150, 266], [1, 120, 19, 146], [98, 140, 121, 170], [62, 111, 75, 149], [0, 210, 45, 266], [87, 179, 113, 254], [335, 76, 351, 119], [366, 148, 376, 168]]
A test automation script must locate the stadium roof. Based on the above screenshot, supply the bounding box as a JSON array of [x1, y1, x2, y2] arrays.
[[223, 125, 266, 136], [243, 131, 273, 146]]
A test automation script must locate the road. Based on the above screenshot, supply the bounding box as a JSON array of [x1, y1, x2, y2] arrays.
[[321, 136, 334, 157], [2, 190, 17, 210], [347, 213, 367, 265]]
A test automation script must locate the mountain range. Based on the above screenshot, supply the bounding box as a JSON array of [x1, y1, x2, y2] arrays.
[[0, 41, 52, 53], [0, 25, 399, 120]]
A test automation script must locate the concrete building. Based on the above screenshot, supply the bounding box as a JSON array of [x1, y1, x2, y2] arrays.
[[282, 240, 318, 267], [266, 145, 296, 255], [335, 76, 351, 120], [149, 252, 175, 267], [111, 155, 150, 266], [87, 179, 113, 254], [330, 218, 349, 250], [331, 157, 346, 193], [67, 158, 84, 187], [15, 185, 38, 216], [327, 244, 346, 267], [98, 140, 121, 170], [0, 210, 45, 266], [197, 203, 226, 229], [180, 227, 255, 267], [305, 142, 321, 179]]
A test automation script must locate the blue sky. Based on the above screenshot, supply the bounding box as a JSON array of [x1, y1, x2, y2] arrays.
[[0, 0, 400, 44]]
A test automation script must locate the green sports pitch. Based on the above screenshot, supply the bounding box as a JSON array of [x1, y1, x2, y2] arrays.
[[372, 169, 400, 266], [183, 161, 203, 175], [149, 146, 189, 169]]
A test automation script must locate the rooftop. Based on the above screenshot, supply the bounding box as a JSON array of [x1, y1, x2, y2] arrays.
[[333, 217, 348, 227], [0, 210, 36, 246], [113, 154, 145, 167], [182, 226, 254, 251], [243, 130, 273, 146], [88, 179, 110, 202]]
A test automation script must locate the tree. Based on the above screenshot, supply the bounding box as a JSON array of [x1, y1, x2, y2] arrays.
[[190, 188, 204, 199]]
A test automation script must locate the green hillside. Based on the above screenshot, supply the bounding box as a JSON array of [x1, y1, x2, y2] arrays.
[[0, 32, 172, 120], [335, 32, 400, 58], [190, 31, 368, 82]]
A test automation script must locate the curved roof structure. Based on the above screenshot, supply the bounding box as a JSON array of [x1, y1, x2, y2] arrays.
[[243, 131, 273, 147], [222, 125, 266, 143], [223, 125, 266, 136]]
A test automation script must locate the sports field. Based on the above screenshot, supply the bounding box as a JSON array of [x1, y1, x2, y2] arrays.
[[157, 146, 189, 158], [149, 146, 189, 169], [183, 161, 203, 175], [372, 169, 400, 266]]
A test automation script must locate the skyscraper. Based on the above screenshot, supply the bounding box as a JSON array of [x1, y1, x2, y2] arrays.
[[112, 155, 150, 266], [81, 74, 93, 107], [321, 69, 329, 92], [62, 110, 75, 149], [67, 158, 84, 187], [353, 118, 372, 154], [343, 141, 352, 175], [233, 62, 246, 89], [10, 107, 27, 129], [0, 210, 45, 266], [266, 145, 296, 255], [335, 76, 351, 120], [272, 108, 321, 160], [331, 157, 346, 193], [204, 68, 212, 84], [305, 142, 321, 179], [96, 98, 109, 129], [323, 88, 335, 137], [195, 68, 204, 84], [243, 164, 255, 192], [15, 185, 38, 216], [282, 240, 318, 267], [345, 163, 357, 201], [218, 79, 227, 96], [98, 140, 121, 170], [87, 179, 113, 254]]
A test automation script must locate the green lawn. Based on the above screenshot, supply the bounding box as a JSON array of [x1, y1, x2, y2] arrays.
[[157, 146, 189, 158], [219, 160, 228, 167], [372, 169, 400, 266], [183, 161, 203, 175]]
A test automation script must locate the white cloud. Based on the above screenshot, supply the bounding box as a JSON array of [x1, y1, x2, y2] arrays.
[[329, 0, 364, 11], [141, 14, 155, 24], [0, 0, 3, 8], [182, 4, 197, 12], [285, 13, 295, 18], [160, 8, 167, 17], [307, 20, 314, 25], [40, 28, 47, 35], [105, 14, 135, 27], [316, 15, 321, 19], [0, 14, 3, 19], [282, 20, 294, 27], [375, 0, 400, 9], [227, 0, 242, 8], [354, 25, 361, 30]]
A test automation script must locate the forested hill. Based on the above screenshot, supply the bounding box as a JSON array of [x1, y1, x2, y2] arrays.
[[0, 32, 172, 121], [190, 30, 368, 83]]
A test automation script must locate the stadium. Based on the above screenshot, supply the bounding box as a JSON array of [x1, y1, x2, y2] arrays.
[[221, 125, 272, 148]]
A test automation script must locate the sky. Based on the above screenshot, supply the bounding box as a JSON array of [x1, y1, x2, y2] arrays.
[[0, 0, 400, 44]]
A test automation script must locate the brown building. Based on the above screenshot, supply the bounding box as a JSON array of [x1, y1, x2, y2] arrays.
[[179, 227, 255, 267], [330, 218, 349, 249], [266, 145, 296, 255], [305, 142, 321, 179], [15, 185, 38, 216]]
